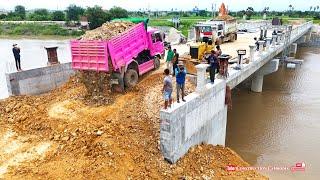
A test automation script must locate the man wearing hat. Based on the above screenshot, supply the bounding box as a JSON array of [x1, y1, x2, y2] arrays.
[[12, 44, 22, 71], [174, 61, 187, 103]]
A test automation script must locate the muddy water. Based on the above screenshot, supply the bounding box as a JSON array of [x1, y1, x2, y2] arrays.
[[226, 47, 320, 179], [0, 39, 71, 99]]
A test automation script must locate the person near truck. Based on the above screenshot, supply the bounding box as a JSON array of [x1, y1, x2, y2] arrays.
[[206, 50, 218, 83], [215, 45, 222, 73], [12, 44, 22, 71], [175, 61, 186, 103], [166, 46, 174, 74], [172, 49, 179, 76], [162, 68, 173, 110]]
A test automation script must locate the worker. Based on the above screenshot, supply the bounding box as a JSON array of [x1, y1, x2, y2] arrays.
[[166, 46, 174, 74], [172, 49, 179, 76], [216, 45, 222, 56], [215, 45, 222, 73], [162, 68, 173, 110], [254, 37, 259, 51], [206, 50, 218, 83], [175, 61, 186, 103], [12, 44, 22, 71]]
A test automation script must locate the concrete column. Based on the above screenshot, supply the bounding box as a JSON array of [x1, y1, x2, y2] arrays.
[[195, 64, 210, 93], [249, 45, 256, 62], [272, 34, 277, 47], [251, 59, 279, 92], [251, 75, 264, 92], [265, 38, 271, 50], [258, 41, 265, 54]]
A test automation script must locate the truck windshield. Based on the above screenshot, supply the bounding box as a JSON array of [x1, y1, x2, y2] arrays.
[[152, 33, 162, 43], [200, 26, 212, 32]]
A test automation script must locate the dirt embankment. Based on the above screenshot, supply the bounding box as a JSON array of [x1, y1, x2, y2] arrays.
[[0, 73, 267, 179]]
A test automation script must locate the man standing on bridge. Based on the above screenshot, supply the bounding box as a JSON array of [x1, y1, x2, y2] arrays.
[[12, 44, 22, 71], [206, 50, 218, 83], [166, 46, 174, 74]]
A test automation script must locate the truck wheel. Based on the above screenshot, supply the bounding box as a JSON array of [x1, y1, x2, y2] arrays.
[[154, 56, 160, 69], [111, 73, 124, 93], [124, 69, 139, 88], [235, 34, 238, 40]]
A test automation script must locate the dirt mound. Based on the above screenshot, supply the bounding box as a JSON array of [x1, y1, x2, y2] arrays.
[[81, 21, 135, 40], [0, 73, 267, 179]]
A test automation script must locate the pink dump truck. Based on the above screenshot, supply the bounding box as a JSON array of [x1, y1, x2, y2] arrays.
[[70, 22, 164, 91]]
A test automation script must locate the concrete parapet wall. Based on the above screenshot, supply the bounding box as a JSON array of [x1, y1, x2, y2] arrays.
[[6, 63, 75, 96], [160, 79, 227, 163]]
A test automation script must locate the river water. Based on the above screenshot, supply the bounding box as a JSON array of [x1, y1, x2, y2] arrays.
[[226, 47, 320, 179], [0, 39, 71, 99]]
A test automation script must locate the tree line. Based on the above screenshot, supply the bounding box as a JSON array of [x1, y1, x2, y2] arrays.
[[0, 5, 128, 29]]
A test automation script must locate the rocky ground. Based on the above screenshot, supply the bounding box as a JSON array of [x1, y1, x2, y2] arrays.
[[0, 70, 267, 179]]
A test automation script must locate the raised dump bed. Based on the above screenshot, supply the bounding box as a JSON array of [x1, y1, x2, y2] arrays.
[[70, 22, 165, 90]]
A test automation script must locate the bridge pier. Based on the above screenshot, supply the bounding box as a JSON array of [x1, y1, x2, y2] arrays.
[[251, 59, 280, 92]]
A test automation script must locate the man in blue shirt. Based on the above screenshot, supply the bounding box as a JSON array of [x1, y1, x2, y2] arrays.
[[175, 61, 187, 103], [206, 50, 218, 83]]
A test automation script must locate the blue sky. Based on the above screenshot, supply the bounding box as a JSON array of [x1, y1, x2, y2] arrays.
[[0, 0, 319, 11]]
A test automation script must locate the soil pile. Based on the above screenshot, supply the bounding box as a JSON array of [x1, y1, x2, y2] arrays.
[[0, 73, 267, 179], [81, 21, 135, 40]]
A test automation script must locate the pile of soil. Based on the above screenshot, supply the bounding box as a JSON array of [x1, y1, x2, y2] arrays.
[[0, 73, 267, 179], [81, 21, 135, 40]]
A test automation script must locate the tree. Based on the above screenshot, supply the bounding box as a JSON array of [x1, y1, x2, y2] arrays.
[[109, 6, 128, 19], [86, 6, 110, 29], [52, 11, 65, 21], [66, 4, 85, 21], [28, 9, 51, 21], [14, 5, 26, 20], [245, 7, 254, 20]]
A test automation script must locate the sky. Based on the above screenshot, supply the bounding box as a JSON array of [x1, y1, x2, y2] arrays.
[[0, 0, 319, 11]]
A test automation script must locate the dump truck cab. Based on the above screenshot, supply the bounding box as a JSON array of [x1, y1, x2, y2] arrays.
[[147, 28, 165, 58]]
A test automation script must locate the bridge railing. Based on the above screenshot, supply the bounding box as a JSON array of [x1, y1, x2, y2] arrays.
[[290, 21, 313, 42]]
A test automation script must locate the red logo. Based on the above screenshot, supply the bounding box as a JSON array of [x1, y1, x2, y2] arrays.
[[291, 162, 306, 172], [226, 165, 236, 171]]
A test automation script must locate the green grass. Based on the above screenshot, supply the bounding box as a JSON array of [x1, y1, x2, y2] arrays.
[[149, 18, 207, 37], [0, 23, 84, 37]]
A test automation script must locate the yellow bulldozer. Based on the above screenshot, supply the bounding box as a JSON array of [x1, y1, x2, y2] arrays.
[[179, 40, 214, 75]]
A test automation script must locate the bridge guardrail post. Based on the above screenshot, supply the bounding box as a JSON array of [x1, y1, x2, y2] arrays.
[[266, 38, 272, 50], [272, 34, 277, 47], [195, 64, 210, 93], [258, 41, 265, 54], [249, 45, 256, 62]]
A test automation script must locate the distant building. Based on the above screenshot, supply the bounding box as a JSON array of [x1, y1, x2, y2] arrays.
[[0, 9, 8, 15]]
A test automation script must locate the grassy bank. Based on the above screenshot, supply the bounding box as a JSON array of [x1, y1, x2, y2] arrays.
[[0, 23, 84, 38], [149, 18, 208, 37]]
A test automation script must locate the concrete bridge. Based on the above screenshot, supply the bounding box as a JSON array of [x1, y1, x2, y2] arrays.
[[160, 21, 313, 163]]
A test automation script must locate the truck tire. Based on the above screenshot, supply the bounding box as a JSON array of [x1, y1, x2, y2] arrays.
[[111, 73, 124, 93], [124, 69, 139, 88], [235, 33, 238, 40], [154, 56, 160, 69]]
